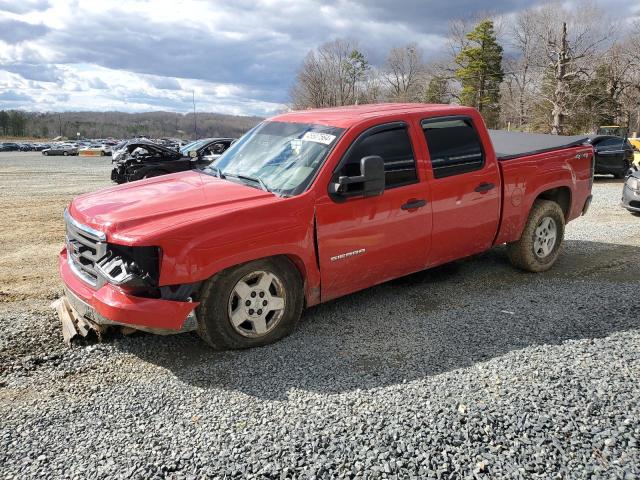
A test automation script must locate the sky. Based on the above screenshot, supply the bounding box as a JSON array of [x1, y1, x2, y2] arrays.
[[0, 0, 638, 117]]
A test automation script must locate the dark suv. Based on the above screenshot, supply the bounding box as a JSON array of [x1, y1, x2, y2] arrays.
[[588, 135, 635, 179]]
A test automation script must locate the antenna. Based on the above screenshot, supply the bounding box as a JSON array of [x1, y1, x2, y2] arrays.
[[192, 91, 197, 140]]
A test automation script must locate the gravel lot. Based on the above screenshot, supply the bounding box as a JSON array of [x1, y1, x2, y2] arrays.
[[1, 152, 639, 479]]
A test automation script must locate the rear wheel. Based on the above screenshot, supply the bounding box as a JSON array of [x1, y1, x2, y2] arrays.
[[614, 162, 630, 179], [507, 199, 565, 272], [63, 151, 69, 156], [197, 257, 304, 350]]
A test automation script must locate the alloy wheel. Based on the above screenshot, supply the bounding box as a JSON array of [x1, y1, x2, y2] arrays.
[[227, 270, 286, 338], [533, 216, 557, 258]]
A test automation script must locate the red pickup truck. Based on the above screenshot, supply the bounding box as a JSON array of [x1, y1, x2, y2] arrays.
[[59, 104, 594, 349]]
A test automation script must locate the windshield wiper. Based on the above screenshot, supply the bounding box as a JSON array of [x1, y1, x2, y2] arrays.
[[207, 165, 225, 179], [224, 172, 272, 193]]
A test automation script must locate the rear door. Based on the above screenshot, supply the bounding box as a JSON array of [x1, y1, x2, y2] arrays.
[[594, 137, 626, 172], [315, 122, 432, 301], [420, 116, 501, 266]]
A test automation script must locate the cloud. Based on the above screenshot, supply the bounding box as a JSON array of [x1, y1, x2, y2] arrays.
[[0, 62, 62, 82], [0, 0, 50, 14], [0, 90, 33, 102], [147, 76, 181, 90], [88, 77, 108, 89], [0, 19, 49, 43], [0, 0, 636, 115]]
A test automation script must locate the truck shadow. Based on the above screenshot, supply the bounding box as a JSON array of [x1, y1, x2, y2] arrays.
[[116, 239, 640, 399]]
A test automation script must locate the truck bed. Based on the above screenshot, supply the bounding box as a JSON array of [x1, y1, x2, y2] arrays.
[[488, 130, 589, 161]]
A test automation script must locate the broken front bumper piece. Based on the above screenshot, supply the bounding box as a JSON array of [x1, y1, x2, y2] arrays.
[[56, 249, 198, 345], [52, 289, 198, 345]]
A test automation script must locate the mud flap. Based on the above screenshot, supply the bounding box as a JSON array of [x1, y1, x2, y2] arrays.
[[51, 296, 107, 345]]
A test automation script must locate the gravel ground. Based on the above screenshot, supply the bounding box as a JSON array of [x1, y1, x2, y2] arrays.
[[1, 153, 639, 479]]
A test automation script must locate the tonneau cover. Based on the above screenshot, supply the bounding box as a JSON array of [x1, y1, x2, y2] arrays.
[[488, 130, 589, 161]]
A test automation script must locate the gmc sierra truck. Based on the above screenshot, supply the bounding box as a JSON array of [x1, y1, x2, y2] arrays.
[[58, 104, 594, 349]]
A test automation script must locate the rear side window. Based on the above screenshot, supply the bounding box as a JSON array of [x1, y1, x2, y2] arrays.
[[595, 137, 624, 149], [422, 118, 484, 179], [340, 125, 418, 189]]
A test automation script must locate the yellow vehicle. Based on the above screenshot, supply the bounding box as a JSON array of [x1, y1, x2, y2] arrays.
[[629, 138, 640, 168], [596, 126, 628, 137]]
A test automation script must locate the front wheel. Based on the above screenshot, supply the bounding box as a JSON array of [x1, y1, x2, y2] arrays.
[[63, 151, 69, 156], [197, 257, 304, 350], [507, 199, 565, 272]]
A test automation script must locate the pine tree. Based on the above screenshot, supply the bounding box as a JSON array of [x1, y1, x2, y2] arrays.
[[455, 20, 504, 127], [423, 76, 450, 104]]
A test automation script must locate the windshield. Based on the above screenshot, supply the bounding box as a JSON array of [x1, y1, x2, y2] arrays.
[[180, 139, 205, 155], [205, 121, 344, 196]]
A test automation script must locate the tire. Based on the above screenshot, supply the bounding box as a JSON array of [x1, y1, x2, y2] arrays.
[[63, 151, 69, 156], [613, 162, 631, 180], [196, 257, 304, 350], [507, 199, 565, 272], [43, 151, 48, 156]]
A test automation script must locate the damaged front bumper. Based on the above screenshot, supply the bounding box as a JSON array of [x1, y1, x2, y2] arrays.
[[56, 249, 199, 344]]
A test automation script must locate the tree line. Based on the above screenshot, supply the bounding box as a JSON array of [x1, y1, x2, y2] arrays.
[[290, 3, 640, 135], [0, 110, 262, 140]]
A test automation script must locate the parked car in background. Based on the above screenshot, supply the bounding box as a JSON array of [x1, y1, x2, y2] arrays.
[[42, 144, 79, 156], [0, 142, 21, 152], [180, 137, 235, 163], [588, 135, 635, 178], [111, 138, 233, 183], [110, 139, 184, 183], [622, 170, 640, 215], [79, 144, 112, 156]]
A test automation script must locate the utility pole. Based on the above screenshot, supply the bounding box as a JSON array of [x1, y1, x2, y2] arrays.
[[192, 91, 197, 140], [58, 113, 62, 137]]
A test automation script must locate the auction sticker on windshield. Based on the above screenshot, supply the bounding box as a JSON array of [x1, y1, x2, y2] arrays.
[[302, 131, 336, 145]]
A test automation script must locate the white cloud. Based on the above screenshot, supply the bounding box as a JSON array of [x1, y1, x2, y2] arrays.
[[0, 0, 637, 115]]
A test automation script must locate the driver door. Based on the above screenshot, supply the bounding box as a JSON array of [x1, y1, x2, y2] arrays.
[[315, 122, 432, 301]]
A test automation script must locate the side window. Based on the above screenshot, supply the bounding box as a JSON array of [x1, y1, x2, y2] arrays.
[[596, 138, 623, 150], [422, 118, 484, 179], [339, 125, 418, 190]]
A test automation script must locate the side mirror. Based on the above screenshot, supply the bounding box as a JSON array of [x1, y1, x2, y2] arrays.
[[188, 150, 198, 159], [331, 155, 385, 198]]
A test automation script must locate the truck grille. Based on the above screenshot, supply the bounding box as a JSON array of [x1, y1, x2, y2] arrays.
[[65, 210, 107, 287]]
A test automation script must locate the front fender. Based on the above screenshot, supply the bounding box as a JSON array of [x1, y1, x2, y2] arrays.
[[155, 194, 322, 306]]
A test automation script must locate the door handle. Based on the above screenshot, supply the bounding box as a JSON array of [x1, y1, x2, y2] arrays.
[[474, 182, 495, 193], [401, 199, 427, 210]]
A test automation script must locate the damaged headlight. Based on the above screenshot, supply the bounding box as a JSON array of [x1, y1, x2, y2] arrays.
[[626, 176, 639, 191], [96, 244, 161, 288]]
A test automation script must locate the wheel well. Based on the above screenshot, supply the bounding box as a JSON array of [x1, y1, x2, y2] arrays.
[[535, 187, 571, 220]]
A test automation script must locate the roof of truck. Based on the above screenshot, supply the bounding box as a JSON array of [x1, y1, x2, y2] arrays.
[[270, 103, 470, 129]]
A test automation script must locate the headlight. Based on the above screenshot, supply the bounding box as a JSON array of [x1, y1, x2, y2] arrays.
[[96, 245, 161, 288], [627, 176, 640, 191]]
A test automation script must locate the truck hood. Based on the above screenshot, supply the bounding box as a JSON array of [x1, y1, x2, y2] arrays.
[[69, 171, 275, 241]]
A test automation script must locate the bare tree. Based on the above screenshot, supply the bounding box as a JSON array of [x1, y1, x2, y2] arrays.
[[525, 3, 612, 134], [290, 39, 370, 109], [383, 44, 425, 102], [502, 9, 538, 129]]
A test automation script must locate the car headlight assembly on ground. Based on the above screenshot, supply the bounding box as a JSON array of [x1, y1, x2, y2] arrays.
[[96, 244, 161, 290], [627, 176, 639, 192]]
